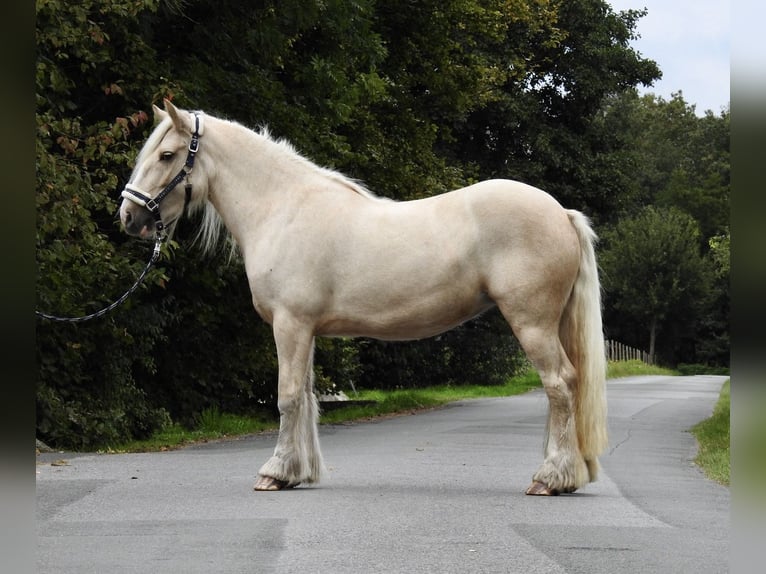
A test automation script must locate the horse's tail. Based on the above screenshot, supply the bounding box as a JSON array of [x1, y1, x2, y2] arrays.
[[561, 210, 608, 481]]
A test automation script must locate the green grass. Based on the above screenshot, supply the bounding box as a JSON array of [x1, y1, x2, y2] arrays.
[[606, 359, 678, 379], [319, 369, 543, 424], [111, 407, 276, 453], [111, 360, 676, 453], [690, 379, 730, 485]]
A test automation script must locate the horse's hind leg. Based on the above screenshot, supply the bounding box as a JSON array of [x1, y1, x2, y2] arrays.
[[511, 324, 589, 495], [254, 318, 323, 491]]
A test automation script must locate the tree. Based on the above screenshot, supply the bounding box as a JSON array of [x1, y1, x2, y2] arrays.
[[36, 0, 668, 447], [599, 207, 712, 365], [655, 106, 730, 240], [695, 231, 730, 366], [36, 0, 175, 448], [588, 91, 730, 228], [587, 92, 729, 366], [449, 0, 661, 220]]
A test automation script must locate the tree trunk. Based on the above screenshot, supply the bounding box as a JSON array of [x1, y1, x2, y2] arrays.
[[648, 317, 657, 364]]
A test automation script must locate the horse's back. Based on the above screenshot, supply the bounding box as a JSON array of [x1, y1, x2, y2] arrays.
[[455, 179, 570, 224], [308, 179, 580, 338], [361, 178, 569, 240]]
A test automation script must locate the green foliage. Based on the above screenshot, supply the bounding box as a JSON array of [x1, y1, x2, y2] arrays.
[[36, 0, 172, 449], [708, 233, 731, 278], [194, 406, 259, 436], [593, 92, 729, 367], [37, 0, 725, 450], [356, 310, 526, 390], [606, 360, 678, 379], [447, 1, 662, 216], [315, 338, 363, 396], [600, 206, 714, 365]]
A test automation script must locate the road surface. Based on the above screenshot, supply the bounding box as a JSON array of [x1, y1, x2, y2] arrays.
[[37, 374, 729, 573]]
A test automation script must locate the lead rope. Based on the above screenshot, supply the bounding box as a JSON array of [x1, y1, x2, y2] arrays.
[[35, 234, 165, 323], [37, 111, 202, 323]]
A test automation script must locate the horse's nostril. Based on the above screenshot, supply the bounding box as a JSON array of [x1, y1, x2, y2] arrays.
[[125, 211, 132, 225]]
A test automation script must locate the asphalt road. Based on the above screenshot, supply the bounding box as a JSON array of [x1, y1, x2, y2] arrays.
[[37, 374, 729, 573]]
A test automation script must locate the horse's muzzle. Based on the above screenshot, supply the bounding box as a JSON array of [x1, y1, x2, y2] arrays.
[[121, 204, 156, 238]]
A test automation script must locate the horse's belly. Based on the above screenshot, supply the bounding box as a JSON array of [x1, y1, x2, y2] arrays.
[[315, 288, 495, 340]]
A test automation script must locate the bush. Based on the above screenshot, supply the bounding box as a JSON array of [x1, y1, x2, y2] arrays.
[[676, 363, 730, 376], [356, 309, 526, 390]]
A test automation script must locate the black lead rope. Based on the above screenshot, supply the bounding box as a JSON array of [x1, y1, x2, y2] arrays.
[[35, 235, 165, 323], [36, 112, 203, 324]]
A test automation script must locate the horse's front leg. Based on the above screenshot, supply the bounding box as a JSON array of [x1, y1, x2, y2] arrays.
[[254, 318, 323, 491]]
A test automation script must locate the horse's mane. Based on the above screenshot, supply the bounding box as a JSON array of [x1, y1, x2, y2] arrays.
[[193, 121, 382, 259], [257, 126, 380, 201], [132, 111, 387, 259]]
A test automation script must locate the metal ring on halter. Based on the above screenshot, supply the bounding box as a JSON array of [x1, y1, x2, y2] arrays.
[[121, 112, 203, 232]]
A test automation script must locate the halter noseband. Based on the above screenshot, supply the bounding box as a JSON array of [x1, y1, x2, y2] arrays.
[[121, 111, 204, 234]]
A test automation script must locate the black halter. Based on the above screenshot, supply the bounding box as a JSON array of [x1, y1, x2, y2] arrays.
[[35, 112, 204, 323], [121, 112, 203, 234]]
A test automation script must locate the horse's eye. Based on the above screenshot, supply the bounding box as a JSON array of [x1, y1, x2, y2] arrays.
[[160, 151, 174, 161]]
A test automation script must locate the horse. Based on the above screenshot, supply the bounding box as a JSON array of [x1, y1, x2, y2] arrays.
[[119, 100, 608, 496]]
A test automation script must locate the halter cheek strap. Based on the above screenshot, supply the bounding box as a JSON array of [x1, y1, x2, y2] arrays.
[[121, 112, 204, 233]]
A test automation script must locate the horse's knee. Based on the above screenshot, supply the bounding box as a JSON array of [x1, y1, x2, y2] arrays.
[[277, 389, 305, 415], [277, 401, 297, 417], [542, 377, 574, 411], [278, 388, 319, 420]]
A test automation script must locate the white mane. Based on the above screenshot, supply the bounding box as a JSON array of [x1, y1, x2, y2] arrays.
[[194, 122, 383, 259], [256, 126, 380, 201], [135, 113, 382, 260]]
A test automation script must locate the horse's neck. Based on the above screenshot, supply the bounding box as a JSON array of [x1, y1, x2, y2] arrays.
[[203, 120, 334, 244]]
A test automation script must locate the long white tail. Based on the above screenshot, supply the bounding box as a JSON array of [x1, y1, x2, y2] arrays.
[[561, 210, 608, 481]]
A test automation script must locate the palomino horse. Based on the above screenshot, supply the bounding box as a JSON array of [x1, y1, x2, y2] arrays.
[[119, 100, 608, 495]]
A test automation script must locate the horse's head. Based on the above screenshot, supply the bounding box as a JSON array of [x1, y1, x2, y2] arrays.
[[119, 100, 206, 238]]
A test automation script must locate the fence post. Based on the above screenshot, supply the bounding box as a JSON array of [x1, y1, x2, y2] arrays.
[[605, 339, 652, 365]]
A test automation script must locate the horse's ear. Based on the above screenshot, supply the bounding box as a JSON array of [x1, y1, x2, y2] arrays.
[[164, 99, 188, 132], [152, 104, 167, 125]]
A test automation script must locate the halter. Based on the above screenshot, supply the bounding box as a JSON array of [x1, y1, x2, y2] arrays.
[[35, 112, 204, 323], [121, 111, 204, 235]]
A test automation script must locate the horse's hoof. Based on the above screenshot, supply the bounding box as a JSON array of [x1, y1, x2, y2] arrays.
[[525, 481, 560, 496], [253, 475, 300, 491]]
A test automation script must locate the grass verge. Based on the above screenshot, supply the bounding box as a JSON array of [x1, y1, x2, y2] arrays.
[[112, 407, 277, 453], [110, 360, 676, 453], [318, 370, 542, 424], [606, 359, 678, 379], [690, 379, 730, 485]]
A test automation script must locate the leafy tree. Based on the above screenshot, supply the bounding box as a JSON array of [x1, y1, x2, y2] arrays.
[[36, 0, 173, 448], [588, 92, 729, 366], [599, 206, 712, 365], [449, 1, 661, 219], [589, 91, 729, 228], [655, 106, 730, 240], [695, 231, 730, 366], [36, 0, 670, 448]]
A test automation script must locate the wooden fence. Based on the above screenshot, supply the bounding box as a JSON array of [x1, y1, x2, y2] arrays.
[[605, 340, 653, 365]]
